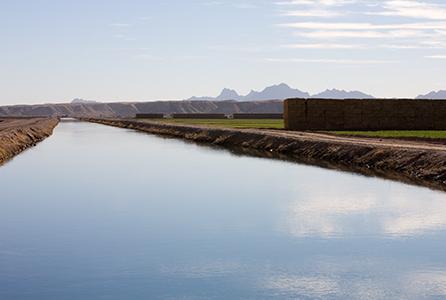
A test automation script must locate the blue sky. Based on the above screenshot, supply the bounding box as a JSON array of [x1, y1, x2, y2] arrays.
[[1, 0, 446, 104]]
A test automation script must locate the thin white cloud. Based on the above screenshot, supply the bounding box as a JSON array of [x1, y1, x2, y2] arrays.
[[109, 23, 132, 27], [426, 55, 446, 59], [276, 0, 354, 18], [279, 0, 446, 20], [295, 30, 426, 39], [278, 21, 446, 30], [279, 21, 446, 40], [265, 58, 395, 64], [202, 1, 224, 6], [208, 45, 267, 53], [281, 43, 363, 49], [283, 43, 445, 49], [107, 47, 152, 51], [276, 0, 357, 6], [134, 54, 161, 61], [374, 0, 446, 20], [275, 0, 446, 62], [281, 10, 341, 17], [202, 1, 257, 9], [380, 44, 425, 49], [283, 42, 446, 49], [233, 3, 257, 9], [421, 40, 446, 47]]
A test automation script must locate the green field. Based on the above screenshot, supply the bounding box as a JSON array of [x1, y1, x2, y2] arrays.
[[143, 119, 284, 129], [137, 118, 446, 139], [334, 131, 446, 139]]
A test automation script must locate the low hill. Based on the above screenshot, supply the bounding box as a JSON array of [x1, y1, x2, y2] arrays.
[[0, 100, 284, 118]]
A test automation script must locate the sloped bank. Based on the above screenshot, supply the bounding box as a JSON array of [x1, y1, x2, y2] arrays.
[[0, 118, 59, 165], [84, 118, 446, 192]]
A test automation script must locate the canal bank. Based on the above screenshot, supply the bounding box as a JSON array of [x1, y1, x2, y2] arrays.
[[0, 118, 59, 165], [84, 118, 446, 191]]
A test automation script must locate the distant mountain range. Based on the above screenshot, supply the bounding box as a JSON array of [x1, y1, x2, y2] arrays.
[[416, 90, 446, 99], [187, 83, 374, 101], [1, 87, 445, 119]]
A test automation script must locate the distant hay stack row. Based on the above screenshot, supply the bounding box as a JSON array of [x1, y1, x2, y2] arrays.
[[135, 113, 283, 119]]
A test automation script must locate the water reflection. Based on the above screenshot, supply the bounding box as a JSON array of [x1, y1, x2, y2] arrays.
[[264, 275, 339, 298], [159, 259, 242, 279], [407, 270, 446, 297], [261, 263, 446, 299], [1, 120, 446, 299], [284, 181, 446, 238]]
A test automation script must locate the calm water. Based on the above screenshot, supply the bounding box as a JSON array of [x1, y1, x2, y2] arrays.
[[1, 120, 446, 299]]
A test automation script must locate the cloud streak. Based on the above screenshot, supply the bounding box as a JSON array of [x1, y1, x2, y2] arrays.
[[281, 43, 364, 49], [275, 0, 446, 61], [266, 58, 396, 64], [426, 55, 446, 59], [375, 0, 446, 20]]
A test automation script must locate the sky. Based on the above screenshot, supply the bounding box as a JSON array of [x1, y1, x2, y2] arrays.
[[1, 0, 446, 105]]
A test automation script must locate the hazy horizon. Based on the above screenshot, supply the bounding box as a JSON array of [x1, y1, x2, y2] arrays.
[[2, 0, 446, 105]]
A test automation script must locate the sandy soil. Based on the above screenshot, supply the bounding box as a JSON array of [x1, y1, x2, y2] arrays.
[[84, 118, 446, 191], [0, 118, 59, 165], [263, 130, 446, 152]]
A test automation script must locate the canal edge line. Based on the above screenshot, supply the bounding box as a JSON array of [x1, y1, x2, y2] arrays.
[[0, 118, 59, 165], [83, 118, 446, 192]]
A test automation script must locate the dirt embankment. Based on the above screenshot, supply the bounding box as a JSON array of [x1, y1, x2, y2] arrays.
[[83, 118, 446, 191], [0, 118, 59, 165]]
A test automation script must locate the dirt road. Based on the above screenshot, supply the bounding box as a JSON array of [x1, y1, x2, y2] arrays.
[[262, 130, 446, 152]]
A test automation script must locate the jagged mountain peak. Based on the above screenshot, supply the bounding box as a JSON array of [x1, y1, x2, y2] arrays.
[[312, 89, 374, 99], [244, 83, 310, 101], [72, 98, 98, 104], [216, 88, 241, 101], [187, 84, 374, 101], [416, 90, 446, 99]]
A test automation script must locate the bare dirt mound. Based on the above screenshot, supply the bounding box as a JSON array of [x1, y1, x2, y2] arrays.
[[0, 118, 59, 165]]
